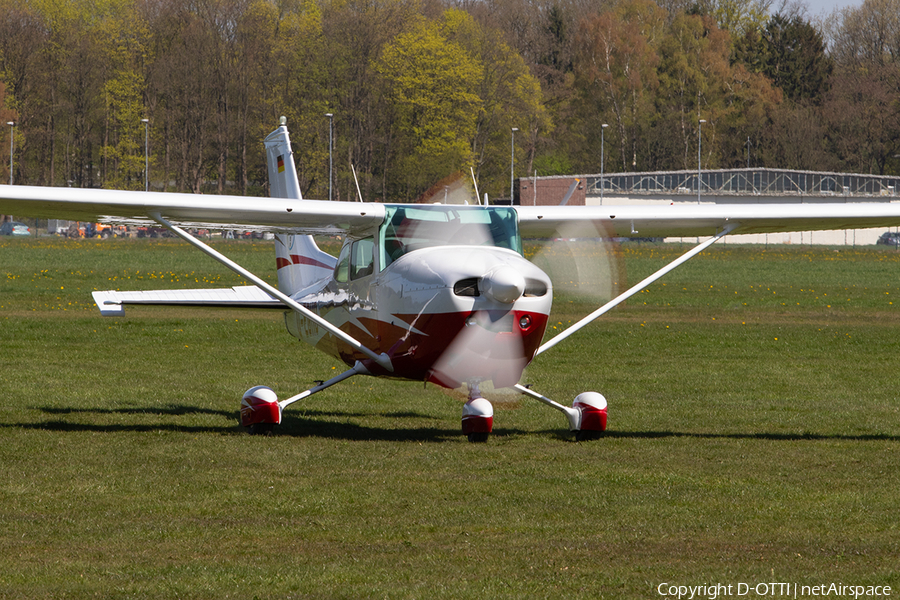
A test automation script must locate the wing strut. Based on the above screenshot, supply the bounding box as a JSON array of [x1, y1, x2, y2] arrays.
[[279, 361, 370, 410], [536, 224, 738, 356], [149, 212, 393, 373], [513, 384, 581, 430]]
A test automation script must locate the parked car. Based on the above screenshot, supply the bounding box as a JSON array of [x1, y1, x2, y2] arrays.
[[876, 231, 900, 247], [0, 221, 30, 236]]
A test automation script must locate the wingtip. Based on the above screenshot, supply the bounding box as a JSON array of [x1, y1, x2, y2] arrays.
[[91, 291, 125, 317]]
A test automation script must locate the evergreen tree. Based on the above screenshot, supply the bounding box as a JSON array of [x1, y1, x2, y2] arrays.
[[762, 13, 833, 103]]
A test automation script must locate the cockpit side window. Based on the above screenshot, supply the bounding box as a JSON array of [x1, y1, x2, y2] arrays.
[[335, 237, 376, 282], [350, 237, 375, 280], [334, 243, 350, 283]]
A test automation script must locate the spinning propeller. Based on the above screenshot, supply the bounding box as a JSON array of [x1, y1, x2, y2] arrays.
[[422, 177, 615, 440], [527, 220, 624, 347]]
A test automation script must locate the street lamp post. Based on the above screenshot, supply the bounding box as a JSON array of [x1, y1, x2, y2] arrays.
[[698, 119, 706, 204], [510, 127, 518, 204], [600, 123, 608, 203], [326, 113, 334, 202], [141, 119, 149, 191], [7, 121, 14, 185]]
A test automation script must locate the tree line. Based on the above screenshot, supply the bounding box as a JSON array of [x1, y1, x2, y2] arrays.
[[0, 0, 898, 204]]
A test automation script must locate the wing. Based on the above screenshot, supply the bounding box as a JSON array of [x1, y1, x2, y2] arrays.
[[0, 185, 386, 237], [516, 203, 900, 238], [7, 185, 900, 239]]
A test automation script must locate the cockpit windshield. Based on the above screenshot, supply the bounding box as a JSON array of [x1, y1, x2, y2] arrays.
[[379, 205, 521, 269]]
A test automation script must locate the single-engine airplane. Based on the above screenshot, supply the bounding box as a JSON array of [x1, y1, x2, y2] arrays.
[[4, 120, 900, 441]]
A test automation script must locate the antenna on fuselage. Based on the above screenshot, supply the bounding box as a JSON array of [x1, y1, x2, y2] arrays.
[[470, 167, 481, 205], [351, 163, 363, 202]]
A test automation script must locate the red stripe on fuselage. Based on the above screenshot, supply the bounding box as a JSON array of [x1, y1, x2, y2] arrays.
[[315, 310, 549, 388], [276, 254, 334, 271]]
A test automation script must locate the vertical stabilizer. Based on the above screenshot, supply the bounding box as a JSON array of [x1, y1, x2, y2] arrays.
[[264, 120, 336, 295], [264, 122, 303, 200]]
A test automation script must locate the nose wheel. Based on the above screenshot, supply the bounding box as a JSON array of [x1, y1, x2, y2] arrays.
[[462, 385, 493, 443]]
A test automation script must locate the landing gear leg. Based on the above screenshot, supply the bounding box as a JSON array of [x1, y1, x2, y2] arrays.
[[240, 362, 370, 434], [462, 383, 493, 443]]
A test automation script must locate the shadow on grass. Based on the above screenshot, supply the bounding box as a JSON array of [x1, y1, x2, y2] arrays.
[[6, 420, 231, 435], [18, 406, 896, 443], [9, 404, 487, 442], [278, 417, 462, 442], [600, 429, 900, 442], [273, 410, 538, 442], [38, 405, 233, 418]]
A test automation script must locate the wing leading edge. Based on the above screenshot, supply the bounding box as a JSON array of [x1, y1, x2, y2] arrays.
[[0, 185, 386, 237], [516, 203, 900, 239]]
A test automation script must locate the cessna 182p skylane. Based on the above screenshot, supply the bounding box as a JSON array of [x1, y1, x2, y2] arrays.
[[4, 120, 900, 441]]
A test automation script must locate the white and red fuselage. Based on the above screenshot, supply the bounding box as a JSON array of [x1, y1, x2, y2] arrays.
[[275, 204, 553, 390]]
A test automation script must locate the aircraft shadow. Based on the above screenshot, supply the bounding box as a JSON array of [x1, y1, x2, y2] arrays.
[[275, 410, 534, 442], [598, 429, 900, 443], [15, 407, 896, 443], [5, 420, 229, 435], [12, 404, 485, 442], [9, 404, 239, 435], [37, 405, 233, 418]]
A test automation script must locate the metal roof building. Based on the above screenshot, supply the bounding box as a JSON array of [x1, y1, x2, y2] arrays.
[[516, 168, 900, 245]]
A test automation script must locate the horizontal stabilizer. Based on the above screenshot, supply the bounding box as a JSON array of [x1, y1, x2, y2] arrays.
[[92, 286, 283, 317]]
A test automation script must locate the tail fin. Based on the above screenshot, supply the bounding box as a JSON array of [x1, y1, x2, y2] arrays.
[[264, 120, 336, 295], [264, 120, 303, 201]]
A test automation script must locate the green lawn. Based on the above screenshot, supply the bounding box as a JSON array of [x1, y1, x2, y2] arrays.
[[1, 237, 899, 598]]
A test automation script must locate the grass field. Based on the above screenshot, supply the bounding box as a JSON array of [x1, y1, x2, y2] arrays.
[[2, 237, 899, 599]]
